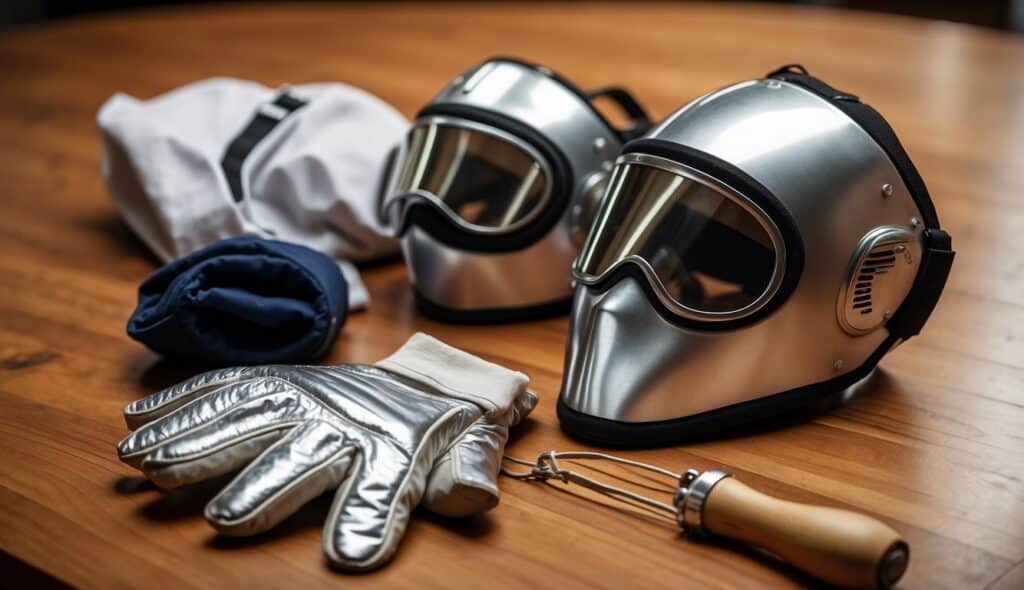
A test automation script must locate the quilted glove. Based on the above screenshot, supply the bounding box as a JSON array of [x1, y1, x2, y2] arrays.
[[117, 333, 535, 570]]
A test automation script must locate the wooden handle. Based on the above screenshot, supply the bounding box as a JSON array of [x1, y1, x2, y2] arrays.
[[701, 478, 908, 589]]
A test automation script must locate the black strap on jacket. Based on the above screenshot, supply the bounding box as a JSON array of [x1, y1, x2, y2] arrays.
[[766, 64, 955, 340], [221, 91, 308, 203]]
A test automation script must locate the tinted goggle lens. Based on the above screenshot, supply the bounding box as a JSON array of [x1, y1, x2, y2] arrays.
[[383, 119, 550, 233], [575, 156, 783, 318]]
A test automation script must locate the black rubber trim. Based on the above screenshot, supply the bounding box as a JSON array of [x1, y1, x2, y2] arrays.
[[402, 103, 573, 253], [582, 264, 765, 333], [601, 139, 804, 331], [766, 65, 940, 230], [481, 56, 652, 142], [557, 333, 901, 448], [414, 289, 571, 324], [220, 92, 307, 203], [887, 229, 955, 339]]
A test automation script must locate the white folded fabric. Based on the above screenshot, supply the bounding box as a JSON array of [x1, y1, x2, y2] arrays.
[[98, 77, 409, 309], [376, 332, 531, 419]]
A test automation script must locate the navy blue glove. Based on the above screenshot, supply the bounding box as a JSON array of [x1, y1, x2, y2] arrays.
[[127, 236, 348, 366]]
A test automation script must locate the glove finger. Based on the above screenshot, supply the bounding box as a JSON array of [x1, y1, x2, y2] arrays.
[[422, 420, 507, 517], [323, 441, 424, 571], [205, 420, 356, 537], [118, 377, 300, 466], [124, 367, 256, 429], [137, 389, 317, 489]]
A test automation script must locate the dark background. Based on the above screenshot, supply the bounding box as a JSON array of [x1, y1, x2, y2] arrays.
[[2, 0, 1023, 32]]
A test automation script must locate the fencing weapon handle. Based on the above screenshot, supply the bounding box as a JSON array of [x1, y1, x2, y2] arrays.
[[676, 470, 908, 590]]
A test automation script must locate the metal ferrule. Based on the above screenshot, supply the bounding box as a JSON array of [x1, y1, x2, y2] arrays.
[[674, 469, 731, 533]]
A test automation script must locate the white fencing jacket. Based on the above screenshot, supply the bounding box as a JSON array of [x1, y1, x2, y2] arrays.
[[98, 77, 409, 309]]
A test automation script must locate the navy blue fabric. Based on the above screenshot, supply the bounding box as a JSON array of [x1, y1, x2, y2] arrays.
[[127, 236, 348, 366]]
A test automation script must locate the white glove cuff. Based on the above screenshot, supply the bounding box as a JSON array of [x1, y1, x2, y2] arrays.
[[375, 333, 529, 417]]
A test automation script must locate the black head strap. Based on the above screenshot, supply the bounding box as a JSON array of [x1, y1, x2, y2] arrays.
[[584, 86, 652, 141], [766, 64, 939, 229], [481, 56, 653, 143], [887, 228, 955, 339]]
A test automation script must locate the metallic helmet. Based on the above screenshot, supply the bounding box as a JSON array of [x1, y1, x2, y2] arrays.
[[381, 57, 650, 323], [558, 65, 955, 446]]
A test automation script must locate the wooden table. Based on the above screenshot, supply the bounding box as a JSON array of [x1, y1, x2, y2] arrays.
[[1, 3, 1022, 588]]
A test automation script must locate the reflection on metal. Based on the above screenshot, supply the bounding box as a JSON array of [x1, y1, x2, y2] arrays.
[[570, 171, 609, 248], [404, 225, 577, 312]]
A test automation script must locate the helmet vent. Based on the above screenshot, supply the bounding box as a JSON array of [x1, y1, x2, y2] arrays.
[[838, 227, 921, 335], [851, 248, 899, 315]]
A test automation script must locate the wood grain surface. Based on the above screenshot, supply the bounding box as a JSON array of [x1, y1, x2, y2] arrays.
[[1, 2, 1022, 589]]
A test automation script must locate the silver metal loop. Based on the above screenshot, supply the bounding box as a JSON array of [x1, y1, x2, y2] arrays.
[[501, 451, 690, 520]]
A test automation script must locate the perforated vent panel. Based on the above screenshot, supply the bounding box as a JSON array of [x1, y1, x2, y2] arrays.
[[839, 226, 921, 335]]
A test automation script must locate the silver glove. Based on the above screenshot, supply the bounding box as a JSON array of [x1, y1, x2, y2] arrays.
[[117, 333, 535, 570]]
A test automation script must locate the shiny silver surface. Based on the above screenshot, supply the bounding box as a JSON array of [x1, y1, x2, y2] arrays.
[[574, 153, 787, 322], [431, 60, 622, 197], [383, 116, 554, 235], [396, 59, 627, 312], [117, 342, 535, 571], [404, 218, 578, 311], [674, 469, 730, 532], [569, 170, 609, 248], [562, 278, 879, 422], [561, 77, 928, 424], [838, 226, 921, 335]]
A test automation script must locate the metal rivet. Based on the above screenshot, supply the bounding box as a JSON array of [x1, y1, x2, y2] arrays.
[[910, 217, 920, 228], [592, 137, 607, 155], [881, 183, 893, 198], [766, 80, 782, 89], [883, 310, 893, 320], [833, 359, 844, 371]]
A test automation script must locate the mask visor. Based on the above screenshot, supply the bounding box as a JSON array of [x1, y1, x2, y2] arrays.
[[575, 153, 785, 321], [383, 117, 552, 235]]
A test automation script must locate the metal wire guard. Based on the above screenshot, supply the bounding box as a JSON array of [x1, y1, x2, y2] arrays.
[[501, 450, 681, 517]]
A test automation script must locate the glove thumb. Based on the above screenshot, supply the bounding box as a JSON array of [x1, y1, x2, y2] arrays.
[[421, 390, 537, 517]]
